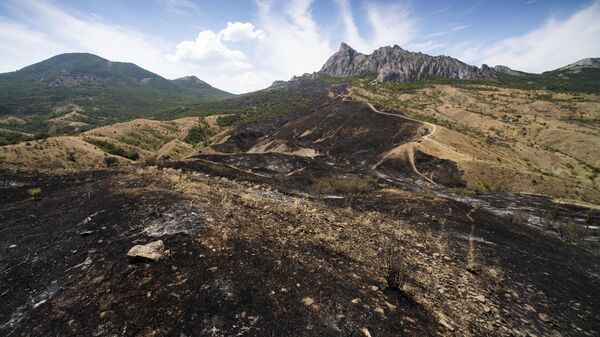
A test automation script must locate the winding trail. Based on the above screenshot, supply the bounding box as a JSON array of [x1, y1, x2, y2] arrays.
[[364, 101, 440, 187]]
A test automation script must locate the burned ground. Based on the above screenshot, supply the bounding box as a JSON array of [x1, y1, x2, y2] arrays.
[[1, 80, 600, 337], [1, 166, 599, 337], [212, 99, 421, 168]]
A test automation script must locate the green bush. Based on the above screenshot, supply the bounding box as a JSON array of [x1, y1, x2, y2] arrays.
[[184, 121, 214, 145]]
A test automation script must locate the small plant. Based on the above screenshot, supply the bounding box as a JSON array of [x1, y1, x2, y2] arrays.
[[556, 222, 583, 242], [144, 155, 158, 166], [514, 210, 529, 223], [382, 245, 407, 291], [66, 151, 77, 162]]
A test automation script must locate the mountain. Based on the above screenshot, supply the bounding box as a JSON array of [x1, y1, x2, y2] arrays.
[[556, 57, 600, 73], [317, 43, 498, 82], [496, 57, 600, 93], [172, 75, 230, 96], [0, 53, 233, 118]]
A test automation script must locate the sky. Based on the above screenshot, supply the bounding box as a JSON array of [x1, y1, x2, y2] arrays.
[[0, 0, 599, 94]]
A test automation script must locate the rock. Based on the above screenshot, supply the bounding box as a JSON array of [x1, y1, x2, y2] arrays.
[[127, 240, 166, 262], [80, 230, 94, 236], [351, 298, 361, 304], [370, 285, 379, 292], [475, 294, 486, 303], [301, 297, 315, 306], [439, 319, 455, 331], [538, 313, 551, 322], [360, 327, 372, 337]]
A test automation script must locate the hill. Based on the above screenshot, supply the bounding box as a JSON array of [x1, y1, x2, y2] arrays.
[[0, 53, 233, 143]]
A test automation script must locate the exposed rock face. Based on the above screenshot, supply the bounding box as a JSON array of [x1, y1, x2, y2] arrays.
[[494, 65, 527, 77], [556, 58, 600, 73], [317, 43, 498, 82], [175, 75, 210, 85]]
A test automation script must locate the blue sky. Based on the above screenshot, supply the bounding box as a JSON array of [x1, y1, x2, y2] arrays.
[[1, 0, 599, 93]]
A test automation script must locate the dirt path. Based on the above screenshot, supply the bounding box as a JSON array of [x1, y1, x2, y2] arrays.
[[364, 101, 440, 187]]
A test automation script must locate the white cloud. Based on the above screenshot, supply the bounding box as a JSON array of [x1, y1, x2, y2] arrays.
[[252, 0, 333, 80], [366, 2, 418, 49], [169, 30, 251, 69], [456, 2, 600, 72], [334, 0, 419, 53], [334, 0, 368, 51], [219, 22, 265, 41]]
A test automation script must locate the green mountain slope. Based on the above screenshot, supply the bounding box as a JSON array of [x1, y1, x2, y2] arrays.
[[0, 53, 233, 140]]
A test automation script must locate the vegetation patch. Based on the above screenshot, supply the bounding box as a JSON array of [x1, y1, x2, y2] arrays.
[[184, 120, 214, 145], [311, 176, 376, 195], [83, 137, 139, 160]]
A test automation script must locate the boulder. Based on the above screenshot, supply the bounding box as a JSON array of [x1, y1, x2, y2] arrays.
[[127, 240, 166, 262]]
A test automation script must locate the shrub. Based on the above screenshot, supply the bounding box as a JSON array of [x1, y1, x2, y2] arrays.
[[104, 156, 118, 167], [184, 121, 214, 145], [557, 222, 583, 241], [144, 155, 158, 166]]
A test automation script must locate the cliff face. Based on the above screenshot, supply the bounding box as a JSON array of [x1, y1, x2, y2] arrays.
[[317, 43, 498, 82]]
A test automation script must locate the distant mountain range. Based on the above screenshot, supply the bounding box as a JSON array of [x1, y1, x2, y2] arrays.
[[0, 53, 233, 118], [314, 43, 600, 89]]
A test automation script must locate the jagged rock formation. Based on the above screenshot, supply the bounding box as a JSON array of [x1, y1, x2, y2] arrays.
[[556, 58, 600, 73], [494, 65, 527, 77], [317, 43, 498, 82]]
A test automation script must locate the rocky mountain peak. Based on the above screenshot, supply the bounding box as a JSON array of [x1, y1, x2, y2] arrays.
[[317, 42, 499, 83], [556, 58, 600, 73]]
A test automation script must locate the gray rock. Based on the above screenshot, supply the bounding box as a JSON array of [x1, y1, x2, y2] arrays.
[[494, 65, 528, 77], [127, 240, 166, 262], [316, 42, 500, 83]]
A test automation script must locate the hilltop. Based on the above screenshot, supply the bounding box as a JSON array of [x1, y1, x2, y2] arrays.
[[0, 53, 233, 143]]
